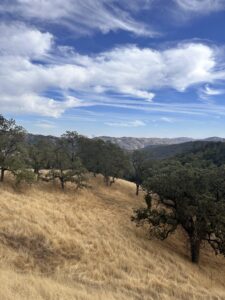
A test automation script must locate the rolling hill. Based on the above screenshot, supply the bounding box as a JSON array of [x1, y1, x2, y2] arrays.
[[0, 175, 225, 299]]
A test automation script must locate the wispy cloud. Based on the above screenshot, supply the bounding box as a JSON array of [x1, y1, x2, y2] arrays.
[[105, 120, 146, 127], [0, 0, 155, 36], [199, 84, 225, 101], [160, 117, 175, 123], [202, 84, 225, 96], [174, 0, 225, 14]]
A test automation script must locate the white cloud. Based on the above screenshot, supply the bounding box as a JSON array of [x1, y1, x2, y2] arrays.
[[0, 23, 53, 57], [202, 84, 225, 96], [199, 84, 225, 100], [54, 42, 220, 95], [0, 93, 82, 117], [119, 87, 155, 102], [160, 117, 175, 123], [0, 0, 154, 36], [175, 0, 225, 13], [0, 22, 225, 117], [105, 120, 146, 127]]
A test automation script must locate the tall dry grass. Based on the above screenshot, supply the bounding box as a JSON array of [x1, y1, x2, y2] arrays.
[[0, 175, 225, 299]]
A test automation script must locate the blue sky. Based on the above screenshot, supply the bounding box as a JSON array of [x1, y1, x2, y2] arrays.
[[1, 0, 225, 138]]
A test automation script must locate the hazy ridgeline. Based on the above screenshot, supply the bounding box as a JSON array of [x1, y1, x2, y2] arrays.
[[1, 115, 225, 299]]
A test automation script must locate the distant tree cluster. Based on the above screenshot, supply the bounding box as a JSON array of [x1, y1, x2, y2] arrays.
[[0, 115, 132, 190]]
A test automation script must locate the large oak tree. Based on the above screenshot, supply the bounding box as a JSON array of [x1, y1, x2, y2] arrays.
[[132, 162, 225, 263]]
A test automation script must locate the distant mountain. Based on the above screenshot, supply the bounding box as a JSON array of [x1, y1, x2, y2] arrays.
[[203, 137, 225, 142], [97, 136, 194, 151], [25, 133, 225, 153]]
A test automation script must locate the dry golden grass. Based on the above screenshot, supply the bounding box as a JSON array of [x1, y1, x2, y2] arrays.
[[0, 175, 225, 299]]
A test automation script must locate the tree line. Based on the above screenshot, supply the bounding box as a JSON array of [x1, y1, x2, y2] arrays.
[[0, 115, 134, 189]]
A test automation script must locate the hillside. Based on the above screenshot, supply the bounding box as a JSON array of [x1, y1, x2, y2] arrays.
[[141, 140, 225, 163], [0, 176, 225, 299], [141, 141, 209, 160], [97, 136, 194, 150]]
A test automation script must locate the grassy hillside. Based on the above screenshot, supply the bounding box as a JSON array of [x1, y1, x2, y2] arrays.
[[0, 176, 225, 299]]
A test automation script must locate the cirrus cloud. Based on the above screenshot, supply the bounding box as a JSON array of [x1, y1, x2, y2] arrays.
[[174, 0, 225, 14], [0, 0, 155, 36], [105, 120, 146, 127]]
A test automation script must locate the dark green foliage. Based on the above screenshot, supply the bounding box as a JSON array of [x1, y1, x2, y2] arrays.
[[132, 162, 225, 263], [141, 141, 221, 161], [0, 115, 26, 182], [177, 142, 225, 166], [61, 131, 81, 163], [28, 139, 55, 177], [78, 137, 130, 186], [0, 116, 130, 190], [14, 169, 36, 187], [78, 137, 103, 175], [99, 141, 130, 186], [69, 159, 88, 190], [44, 132, 88, 190], [128, 150, 151, 195], [45, 161, 88, 191]]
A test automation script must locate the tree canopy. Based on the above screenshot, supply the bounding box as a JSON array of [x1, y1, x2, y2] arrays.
[[132, 162, 225, 263], [0, 115, 26, 182]]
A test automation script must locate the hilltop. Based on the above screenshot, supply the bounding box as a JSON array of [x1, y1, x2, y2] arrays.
[[0, 176, 225, 299]]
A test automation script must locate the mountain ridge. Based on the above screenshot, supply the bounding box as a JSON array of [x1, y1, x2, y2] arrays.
[[26, 133, 225, 151], [97, 136, 225, 150]]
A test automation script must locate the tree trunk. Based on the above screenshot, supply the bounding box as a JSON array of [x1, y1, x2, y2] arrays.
[[104, 176, 110, 186], [34, 167, 39, 174], [60, 178, 65, 190], [190, 237, 201, 263], [136, 184, 140, 196], [0, 168, 5, 182], [34, 168, 40, 180]]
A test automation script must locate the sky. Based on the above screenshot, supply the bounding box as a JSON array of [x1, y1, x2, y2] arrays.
[[1, 0, 225, 138]]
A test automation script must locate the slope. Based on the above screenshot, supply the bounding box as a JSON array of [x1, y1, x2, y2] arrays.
[[0, 176, 225, 300]]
